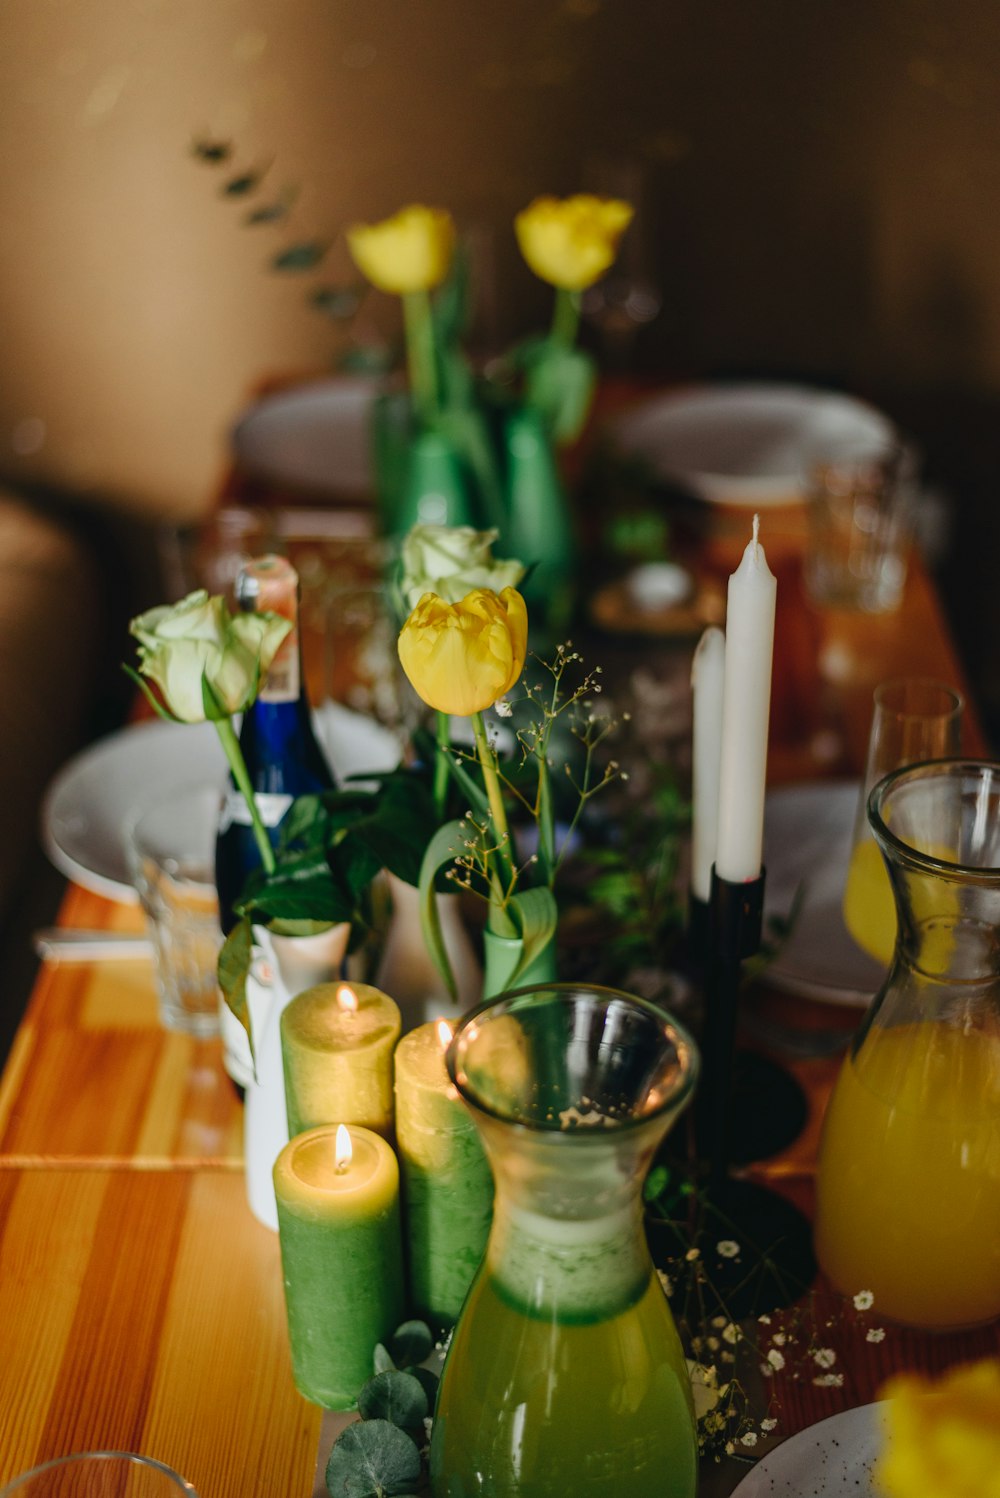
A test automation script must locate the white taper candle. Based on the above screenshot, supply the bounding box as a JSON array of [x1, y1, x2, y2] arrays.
[[690, 626, 725, 902], [716, 516, 777, 883]]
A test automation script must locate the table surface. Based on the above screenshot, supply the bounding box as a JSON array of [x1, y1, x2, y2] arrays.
[[1, 416, 998, 1495]]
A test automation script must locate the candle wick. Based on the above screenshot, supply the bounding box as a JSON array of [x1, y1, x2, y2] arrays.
[[335, 1160, 349, 1176], [751, 512, 760, 557]]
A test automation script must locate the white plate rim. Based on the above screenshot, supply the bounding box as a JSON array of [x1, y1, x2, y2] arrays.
[[41, 704, 400, 904], [730, 1401, 889, 1497], [609, 382, 895, 506], [230, 376, 378, 496]]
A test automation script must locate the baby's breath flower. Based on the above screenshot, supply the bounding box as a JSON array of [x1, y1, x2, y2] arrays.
[[866, 1327, 886, 1343], [722, 1323, 740, 1345], [767, 1348, 786, 1371], [685, 1247, 700, 1262], [716, 1239, 740, 1259], [853, 1289, 874, 1311], [657, 1269, 673, 1296], [813, 1372, 845, 1388], [494, 697, 513, 718], [740, 1432, 759, 1448], [757, 1314, 772, 1325], [771, 1332, 787, 1346], [813, 1348, 837, 1369], [761, 1418, 778, 1432]]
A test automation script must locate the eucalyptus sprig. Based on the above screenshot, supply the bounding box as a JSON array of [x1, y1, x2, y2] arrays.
[[325, 1319, 439, 1498]]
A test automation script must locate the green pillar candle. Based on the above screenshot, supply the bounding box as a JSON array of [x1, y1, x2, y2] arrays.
[[280, 982, 401, 1139], [394, 1020, 494, 1329], [273, 1123, 404, 1409]]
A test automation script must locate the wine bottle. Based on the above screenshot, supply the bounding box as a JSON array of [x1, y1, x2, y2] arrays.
[[215, 554, 335, 1085]]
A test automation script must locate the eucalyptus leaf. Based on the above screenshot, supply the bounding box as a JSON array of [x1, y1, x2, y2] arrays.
[[191, 137, 231, 164], [325, 1420, 420, 1498], [356, 1370, 428, 1428], [222, 168, 266, 197], [272, 240, 328, 272], [408, 1365, 440, 1406], [373, 1342, 396, 1373], [388, 1320, 434, 1368]]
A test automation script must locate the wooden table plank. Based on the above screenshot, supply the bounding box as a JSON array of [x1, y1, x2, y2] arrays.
[[0, 1167, 320, 1494]]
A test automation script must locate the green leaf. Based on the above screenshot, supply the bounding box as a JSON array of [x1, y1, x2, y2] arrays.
[[644, 1164, 671, 1204], [408, 1364, 439, 1407], [311, 284, 363, 320], [388, 1321, 434, 1369], [217, 919, 255, 1063], [505, 886, 559, 984], [191, 137, 231, 164], [272, 240, 328, 272], [417, 820, 467, 1001], [356, 1370, 428, 1429], [222, 167, 267, 197], [325, 1420, 421, 1498], [523, 342, 596, 446], [121, 664, 182, 723], [373, 1343, 395, 1374]]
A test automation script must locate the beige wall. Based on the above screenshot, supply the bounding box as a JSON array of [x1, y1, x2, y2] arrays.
[[2, 0, 1000, 523]]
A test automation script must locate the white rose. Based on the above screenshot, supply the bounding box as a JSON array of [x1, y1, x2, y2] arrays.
[[401, 524, 525, 610], [129, 590, 291, 722]]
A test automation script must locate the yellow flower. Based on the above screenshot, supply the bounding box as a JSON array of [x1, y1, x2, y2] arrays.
[[398, 588, 528, 716], [347, 205, 456, 294], [514, 194, 634, 291], [877, 1359, 1000, 1498]]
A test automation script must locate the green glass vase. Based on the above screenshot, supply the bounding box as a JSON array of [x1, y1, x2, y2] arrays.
[[430, 983, 700, 1498]]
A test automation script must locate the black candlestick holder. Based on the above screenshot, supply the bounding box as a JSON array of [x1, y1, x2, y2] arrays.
[[689, 867, 817, 1314]]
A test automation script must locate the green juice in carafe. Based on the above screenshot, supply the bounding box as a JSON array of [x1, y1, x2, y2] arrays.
[[430, 1267, 697, 1498]]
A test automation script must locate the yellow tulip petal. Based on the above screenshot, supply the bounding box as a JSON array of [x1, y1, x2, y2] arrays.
[[397, 587, 528, 716], [347, 204, 456, 294], [515, 193, 634, 291]]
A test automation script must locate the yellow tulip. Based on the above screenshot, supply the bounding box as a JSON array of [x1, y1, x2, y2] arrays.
[[346, 204, 456, 294], [514, 194, 634, 291], [877, 1359, 1000, 1498], [398, 588, 528, 716]]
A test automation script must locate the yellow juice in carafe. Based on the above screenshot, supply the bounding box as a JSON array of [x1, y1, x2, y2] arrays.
[[815, 1022, 1000, 1327]]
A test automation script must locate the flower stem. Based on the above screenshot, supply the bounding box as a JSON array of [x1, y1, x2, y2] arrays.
[[213, 717, 275, 876], [403, 289, 440, 422], [472, 711, 516, 930], [434, 710, 450, 823], [551, 286, 581, 347]]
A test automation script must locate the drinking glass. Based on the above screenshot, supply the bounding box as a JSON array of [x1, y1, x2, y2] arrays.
[[0, 1451, 198, 1496], [429, 983, 700, 1498], [842, 679, 963, 965], [804, 436, 917, 612], [126, 784, 223, 1035]]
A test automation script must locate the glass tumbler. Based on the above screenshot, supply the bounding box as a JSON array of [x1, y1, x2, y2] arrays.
[[0, 1451, 198, 1496], [842, 678, 963, 966], [429, 983, 700, 1498], [816, 759, 1000, 1328]]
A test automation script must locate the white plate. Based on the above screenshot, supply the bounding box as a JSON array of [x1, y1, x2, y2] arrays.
[[230, 378, 377, 497], [763, 781, 886, 1006], [41, 703, 401, 904], [731, 1402, 888, 1497], [609, 384, 895, 506]]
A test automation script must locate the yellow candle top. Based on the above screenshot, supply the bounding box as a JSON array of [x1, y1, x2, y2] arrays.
[[282, 982, 401, 1053], [273, 1124, 399, 1223]]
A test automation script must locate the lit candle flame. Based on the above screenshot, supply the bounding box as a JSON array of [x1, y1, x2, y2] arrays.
[[337, 984, 359, 1013], [436, 1019, 454, 1050], [335, 1124, 352, 1174]]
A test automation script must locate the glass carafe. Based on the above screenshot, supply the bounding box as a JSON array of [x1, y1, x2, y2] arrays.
[[429, 983, 700, 1498], [816, 759, 1000, 1328]]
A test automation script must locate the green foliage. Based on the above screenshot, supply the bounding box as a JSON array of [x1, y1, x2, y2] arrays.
[[325, 1421, 421, 1498], [271, 240, 329, 272], [326, 1321, 436, 1498]]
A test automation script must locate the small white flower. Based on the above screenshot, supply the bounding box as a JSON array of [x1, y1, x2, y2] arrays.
[[722, 1323, 740, 1345], [759, 1363, 774, 1379], [725, 1442, 735, 1456], [866, 1327, 886, 1343], [771, 1332, 787, 1346], [853, 1290, 874, 1311], [493, 696, 513, 718], [767, 1348, 786, 1370], [761, 1418, 778, 1432], [657, 1270, 674, 1296], [685, 1247, 701, 1262], [757, 1313, 772, 1325], [813, 1348, 837, 1369], [813, 1372, 845, 1388], [716, 1239, 740, 1259], [740, 1432, 759, 1448]]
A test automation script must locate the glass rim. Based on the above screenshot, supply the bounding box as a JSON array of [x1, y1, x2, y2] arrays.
[[445, 981, 700, 1137], [871, 677, 964, 724], [868, 756, 1000, 881], [0, 1451, 198, 1495]]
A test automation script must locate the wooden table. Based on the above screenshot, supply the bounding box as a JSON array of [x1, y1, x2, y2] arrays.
[[0, 493, 996, 1493]]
